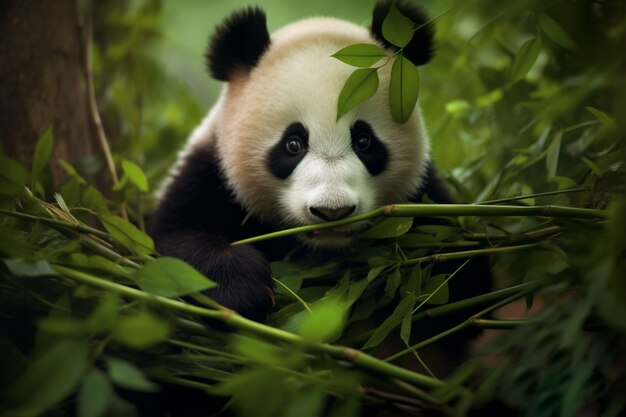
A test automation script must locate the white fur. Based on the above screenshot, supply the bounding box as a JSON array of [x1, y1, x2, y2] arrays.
[[161, 16, 431, 246]]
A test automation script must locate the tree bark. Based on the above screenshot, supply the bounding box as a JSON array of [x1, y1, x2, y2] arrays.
[[0, 0, 98, 186]]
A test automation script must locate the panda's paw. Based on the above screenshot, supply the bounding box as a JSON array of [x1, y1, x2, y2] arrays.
[[198, 244, 275, 323]]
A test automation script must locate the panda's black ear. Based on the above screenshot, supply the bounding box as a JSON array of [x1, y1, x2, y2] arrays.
[[206, 7, 271, 81], [371, 0, 434, 66]]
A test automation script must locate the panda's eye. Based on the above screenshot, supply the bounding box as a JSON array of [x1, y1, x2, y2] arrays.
[[285, 136, 304, 155], [353, 133, 372, 152]]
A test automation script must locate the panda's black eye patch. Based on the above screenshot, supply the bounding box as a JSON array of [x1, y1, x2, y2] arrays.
[[267, 122, 308, 179], [351, 120, 388, 176]]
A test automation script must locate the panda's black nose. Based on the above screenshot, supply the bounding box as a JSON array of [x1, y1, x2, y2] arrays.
[[309, 206, 356, 222]]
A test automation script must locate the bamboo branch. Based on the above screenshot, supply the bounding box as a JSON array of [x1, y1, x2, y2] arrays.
[[232, 204, 605, 245], [384, 286, 539, 362], [52, 265, 444, 390], [342, 280, 547, 346], [79, 16, 127, 220], [0, 208, 114, 243]]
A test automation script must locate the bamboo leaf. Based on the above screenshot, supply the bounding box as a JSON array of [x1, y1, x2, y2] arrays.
[[382, 3, 415, 48], [389, 55, 420, 123], [107, 357, 160, 392], [298, 301, 344, 343], [332, 43, 387, 67], [32, 125, 54, 183], [100, 212, 154, 255], [384, 267, 402, 300], [580, 156, 603, 177], [0, 155, 27, 196], [113, 310, 170, 349], [539, 14, 576, 50], [78, 368, 113, 417], [121, 160, 149, 192], [400, 305, 413, 345], [5, 259, 59, 277], [132, 256, 216, 297], [511, 36, 542, 82], [546, 131, 562, 179], [418, 274, 449, 305], [359, 217, 413, 239], [8, 339, 90, 416], [363, 294, 416, 349], [585, 106, 617, 132], [336, 68, 379, 121]]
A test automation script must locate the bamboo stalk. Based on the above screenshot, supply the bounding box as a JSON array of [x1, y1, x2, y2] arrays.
[[0, 208, 114, 243], [233, 204, 605, 245], [52, 265, 444, 390]]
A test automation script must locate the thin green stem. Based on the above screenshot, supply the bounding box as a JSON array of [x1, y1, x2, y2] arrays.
[[475, 187, 587, 205], [385, 286, 538, 362], [400, 242, 541, 268], [232, 204, 605, 246], [412, 259, 471, 315], [342, 280, 547, 346], [273, 277, 312, 313], [52, 265, 443, 390], [469, 318, 529, 329], [0, 208, 114, 242]]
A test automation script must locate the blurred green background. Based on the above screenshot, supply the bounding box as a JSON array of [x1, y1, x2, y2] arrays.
[[95, 0, 625, 211]]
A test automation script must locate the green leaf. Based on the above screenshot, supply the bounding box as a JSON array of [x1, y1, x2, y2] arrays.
[[5, 259, 59, 277], [58, 159, 87, 184], [0, 155, 27, 196], [113, 310, 170, 349], [382, 3, 415, 48], [82, 186, 109, 213], [132, 256, 216, 297], [363, 294, 416, 349], [332, 43, 387, 67], [100, 212, 154, 255], [418, 274, 449, 305], [107, 358, 160, 392], [580, 156, 603, 177], [383, 267, 402, 300], [9, 339, 90, 416], [298, 301, 344, 343], [336, 68, 379, 121], [546, 131, 562, 178], [359, 217, 413, 239], [400, 304, 413, 345], [78, 368, 113, 417], [122, 160, 149, 192], [445, 99, 471, 117], [31, 125, 54, 183], [389, 55, 420, 124], [585, 106, 617, 132], [366, 264, 387, 282], [511, 36, 542, 82], [539, 14, 576, 50]]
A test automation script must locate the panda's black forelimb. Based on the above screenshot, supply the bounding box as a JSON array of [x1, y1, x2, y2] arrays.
[[149, 146, 276, 323]]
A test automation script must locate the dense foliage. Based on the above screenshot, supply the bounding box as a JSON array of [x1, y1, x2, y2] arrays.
[[1, 1, 624, 416]]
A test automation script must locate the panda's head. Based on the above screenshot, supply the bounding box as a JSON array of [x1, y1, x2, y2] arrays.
[[206, 1, 434, 248]]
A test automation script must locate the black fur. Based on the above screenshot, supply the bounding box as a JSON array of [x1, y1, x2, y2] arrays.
[[351, 120, 389, 176], [266, 122, 309, 179], [206, 7, 271, 81], [371, 0, 435, 66], [149, 146, 283, 322]]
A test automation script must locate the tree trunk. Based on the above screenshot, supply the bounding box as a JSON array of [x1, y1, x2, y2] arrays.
[[0, 0, 98, 186]]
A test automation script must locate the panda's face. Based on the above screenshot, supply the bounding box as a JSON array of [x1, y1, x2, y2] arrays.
[[215, 17, 430, 248]]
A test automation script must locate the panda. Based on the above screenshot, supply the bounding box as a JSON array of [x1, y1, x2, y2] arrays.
[[150, 0, 492, 353]]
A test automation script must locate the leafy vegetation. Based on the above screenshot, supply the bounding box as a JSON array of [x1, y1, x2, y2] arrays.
[[1, 1, 625, 417]]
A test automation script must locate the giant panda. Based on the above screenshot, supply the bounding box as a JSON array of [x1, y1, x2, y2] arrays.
[[150, 0, 492, 360]]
